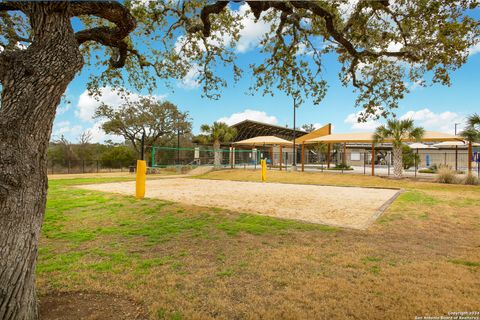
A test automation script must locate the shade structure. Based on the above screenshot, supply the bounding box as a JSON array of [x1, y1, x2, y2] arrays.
[[295, 124, 332, 144], [305, 131, 463, 144], [408, 142, 437, 149], [233, 135, 293, 146], [305, 132, 374, 144], [433, 141, 480, 148]]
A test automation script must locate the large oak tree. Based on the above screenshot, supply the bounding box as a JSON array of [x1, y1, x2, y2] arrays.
[[95, 97, 191, 157], [0, 1, 477, 318]]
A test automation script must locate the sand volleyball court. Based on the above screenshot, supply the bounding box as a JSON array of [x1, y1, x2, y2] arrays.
[[79, 178, 401, 229]]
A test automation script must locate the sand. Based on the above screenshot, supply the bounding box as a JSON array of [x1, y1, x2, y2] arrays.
[[78, 178, 401, 229]]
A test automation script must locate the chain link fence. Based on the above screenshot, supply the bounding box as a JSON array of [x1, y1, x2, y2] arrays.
[[47, 160, 134, 174]]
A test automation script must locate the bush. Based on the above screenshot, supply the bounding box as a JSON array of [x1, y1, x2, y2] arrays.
[[436, 166, 457, 184], [418, 169, 436, 174], [402, 145, 420, 170], [328, 163, 353, 171], [464, 174, 479, 185]]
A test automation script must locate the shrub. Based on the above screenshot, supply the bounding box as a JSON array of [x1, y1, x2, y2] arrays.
[[464, 174, 479, 185], [436, 166, 457, 184], [418, 169, 436, 174], [402, 145, 420, 169], [328, 163, 353, 171]]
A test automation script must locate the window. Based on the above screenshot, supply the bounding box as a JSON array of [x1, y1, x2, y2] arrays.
[[351, 152, 361, 161]]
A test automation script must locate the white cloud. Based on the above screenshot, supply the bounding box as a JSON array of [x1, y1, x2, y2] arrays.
[[74, 87, 166, 143], [87, 122, 124, 144], [235, 4, 272, 53], [56, 102, 71, 116], [409, 79, 425, 91], [468, 42, 480, 56], [75, 87, 166, 122], [173, 3, 272, 58], [344, 108, 465, 133], [338, 0, 361, 19], [178, 64, 201, 89], [75, 87, 133, 122], [52, 120, 83, 140], [344, 112, 380, 131], [217, 109, 278, 126], [400, 108, 465, 134]]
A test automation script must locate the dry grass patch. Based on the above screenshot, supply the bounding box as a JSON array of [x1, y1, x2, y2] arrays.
[[38, 174, 480, 320]]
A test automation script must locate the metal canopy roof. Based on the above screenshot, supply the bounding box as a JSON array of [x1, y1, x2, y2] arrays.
[[231, 120, 306, 142]]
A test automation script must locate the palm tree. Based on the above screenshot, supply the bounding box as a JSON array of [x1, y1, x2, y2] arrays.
[[374, 119, 425, 178], [460, 113, 480, 172], [198, 122, 237, 166]]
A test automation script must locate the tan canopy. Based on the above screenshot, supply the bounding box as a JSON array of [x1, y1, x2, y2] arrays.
[[433, 141, 480, 148], [294, 124, 331, 144], [304, 131, 463, 144], [408, 142, 437, 149], [233, 135, 293, 146]]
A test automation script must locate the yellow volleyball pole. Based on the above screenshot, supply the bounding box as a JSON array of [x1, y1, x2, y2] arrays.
[[261, 159, 267, 182], [136, 160, 146, 199]]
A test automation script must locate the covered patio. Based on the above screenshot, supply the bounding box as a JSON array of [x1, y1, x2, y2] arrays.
[[299, 131, 466, 176]]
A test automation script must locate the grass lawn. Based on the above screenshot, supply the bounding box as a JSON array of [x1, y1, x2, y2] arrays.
[[38, 171, 480, 319]]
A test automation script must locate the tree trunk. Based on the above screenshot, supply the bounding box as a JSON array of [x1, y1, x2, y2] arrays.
[[0, 5, 83, 320], [213, 140, 221, 167], [392, 146, 403, 178]]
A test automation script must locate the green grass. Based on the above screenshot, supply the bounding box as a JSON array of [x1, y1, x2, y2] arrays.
[[449, 259, 480, 267], [217, 213, 337, 236], [395, 191, 438, 205], [39, 177, 331, 278], [37, 173, 480, 319]]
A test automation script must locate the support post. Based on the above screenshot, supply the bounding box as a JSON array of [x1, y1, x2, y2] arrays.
[[301, 142, 305, 172], [327, 143, 331, 168], [343, 142, 347, 165], [136, 160, 146, 199], [387, 152, 390, 176], [270, 146, 273, 169], [455, 146, 458, 172], [151, 147, 155, 168], [468, 141, 473, 173], [415, 149, 418, 178], [363, 152, 366, 175], [279, 145, 283, 171], [261, 159, 267, 182], [371, 143, 375, 176]]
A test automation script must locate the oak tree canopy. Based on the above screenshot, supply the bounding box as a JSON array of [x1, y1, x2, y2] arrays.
[[0, 1, 478, 319]]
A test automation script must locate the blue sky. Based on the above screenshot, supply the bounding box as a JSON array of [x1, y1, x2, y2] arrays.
[[52, 4, 480, 143]]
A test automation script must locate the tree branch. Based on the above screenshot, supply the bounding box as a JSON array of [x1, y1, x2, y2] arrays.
[[71, 1, 136, 68], [187, 1, 229, 36], [191, 1, 419, 63], [0, 2, 21, 12]]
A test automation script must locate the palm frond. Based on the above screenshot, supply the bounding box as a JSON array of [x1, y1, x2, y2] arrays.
[[461, 128, 480, 142], [467, 113, 480, 128]]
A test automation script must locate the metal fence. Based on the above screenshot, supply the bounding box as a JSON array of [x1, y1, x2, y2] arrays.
[[47, 160, 134, 174], [151, 146, 261, 167], [236, 148, 480, 177], [142, 145, 480, 177]]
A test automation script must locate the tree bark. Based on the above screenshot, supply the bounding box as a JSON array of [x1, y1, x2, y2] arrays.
[[213, 140, 221, 167], [0, 6, 83, 320], [392, 145, 403, 178]]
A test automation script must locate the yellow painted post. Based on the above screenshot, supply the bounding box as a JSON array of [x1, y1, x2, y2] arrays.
[[136, 160, 146, 199], [261, 159, 267, 182]]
